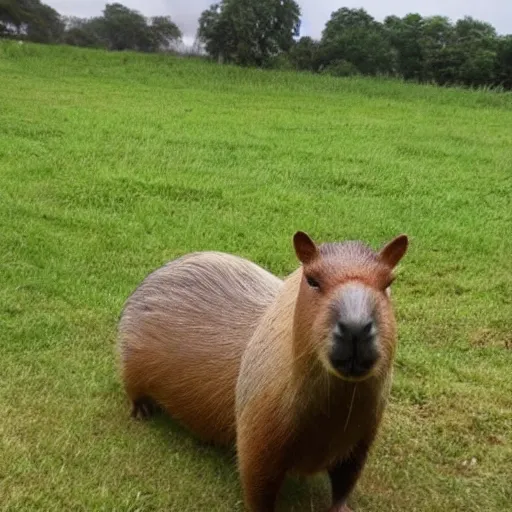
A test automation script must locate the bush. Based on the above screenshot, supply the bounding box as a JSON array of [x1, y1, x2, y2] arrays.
[[321, 59, 359, 77]]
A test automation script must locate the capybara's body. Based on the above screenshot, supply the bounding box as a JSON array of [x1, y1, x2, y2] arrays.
[[118, 233, 408, 511], [118, 251, 282, 445]]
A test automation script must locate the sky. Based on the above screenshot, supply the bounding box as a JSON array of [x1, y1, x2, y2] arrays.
[[46, 0, 512, 46]]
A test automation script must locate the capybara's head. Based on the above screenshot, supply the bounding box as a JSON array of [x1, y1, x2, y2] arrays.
[[292, 231, 408, 382]]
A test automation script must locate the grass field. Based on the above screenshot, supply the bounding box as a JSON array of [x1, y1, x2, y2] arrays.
[[0, 41, 511, 511]]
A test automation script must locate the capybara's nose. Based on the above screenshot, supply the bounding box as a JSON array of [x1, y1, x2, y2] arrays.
[[330, 321, 379, 378]]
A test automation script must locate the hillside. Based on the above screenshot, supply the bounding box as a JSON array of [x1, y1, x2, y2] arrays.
[[0, 42, 511, 511]]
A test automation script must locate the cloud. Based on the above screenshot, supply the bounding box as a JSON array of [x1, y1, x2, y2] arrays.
[[46, 0, 512, 42]]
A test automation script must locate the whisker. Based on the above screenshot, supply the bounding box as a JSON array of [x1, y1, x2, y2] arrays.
[[343, 384, 357, 432], [326, 368, 331, 418]]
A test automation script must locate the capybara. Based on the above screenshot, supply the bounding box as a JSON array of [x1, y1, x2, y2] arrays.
[[118, 232, 409, 511]]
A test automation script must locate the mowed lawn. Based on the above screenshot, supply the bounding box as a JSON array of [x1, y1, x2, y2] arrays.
[[0, 41, 511, 511]]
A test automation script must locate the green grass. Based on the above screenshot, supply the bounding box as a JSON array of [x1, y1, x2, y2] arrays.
[[1, 41, 511, 511]]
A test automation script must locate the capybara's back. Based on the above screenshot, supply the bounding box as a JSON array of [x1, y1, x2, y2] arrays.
[[118, 251, 282, 445]]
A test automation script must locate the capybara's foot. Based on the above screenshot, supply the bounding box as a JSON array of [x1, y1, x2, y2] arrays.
[[130, 397, 159, 420]]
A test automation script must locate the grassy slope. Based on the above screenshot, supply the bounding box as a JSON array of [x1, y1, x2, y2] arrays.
[[0, 42, 511, 511]]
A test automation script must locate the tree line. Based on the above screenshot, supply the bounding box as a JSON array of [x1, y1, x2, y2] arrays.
[[0, 0, 182, 52], [1, 0, 511, 90]]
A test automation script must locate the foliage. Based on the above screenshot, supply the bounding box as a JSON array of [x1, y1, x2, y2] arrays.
[[197, 3, 231, 63], [61, 16, 106, 48], [319, 8, 393, 76], [100, 3, 150, 51], [310, 8, 512, 90], [1, 1, 181, 52], [150, 16, 182, 51], [288, 36, 321, 71], [197, 0, 301, 66], [321, 59, 358, 77], [384, 13, 425, 81], [452, 17, 498, 86], [418, 15, 457, 84], [71, 4, 182, 52], [0, 0, 63, 43], [495, 35, 512, 89]]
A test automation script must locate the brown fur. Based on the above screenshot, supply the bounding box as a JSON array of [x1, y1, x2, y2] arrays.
[[118, 251, 282, 445], [117, 233, 408, 511]]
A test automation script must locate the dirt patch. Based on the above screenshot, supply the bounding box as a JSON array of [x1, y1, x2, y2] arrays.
[[470, 328, 511, 350]]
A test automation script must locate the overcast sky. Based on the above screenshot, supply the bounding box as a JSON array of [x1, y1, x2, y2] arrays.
[[46, 0, 512, 45]]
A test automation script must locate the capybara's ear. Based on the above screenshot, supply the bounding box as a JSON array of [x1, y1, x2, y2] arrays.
[[293, 231, 319, 265], [378, 234, 409, 269]]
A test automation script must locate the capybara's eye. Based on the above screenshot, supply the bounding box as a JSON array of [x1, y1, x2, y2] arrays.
[[306, 275, 320, 290]]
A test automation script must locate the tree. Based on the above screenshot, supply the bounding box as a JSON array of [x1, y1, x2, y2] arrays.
[[0, 0, 33, 36], [62, 16, 106, 48], [26, 2, 63, 43], [149, 16, 182, 51], [197, 0, 301, 67], [419, 16, 457, 84], [319, 8, 393, 75], [417, 15, 499, 87], [197, 4, 227, 62], [452, 17, 498, 86], [61, 4, 181, 53], [101, 3, 151, 51], [384, 14, 499, 87], [0, 0, 63, 42], [288, 36, 320, 71], [495, 35, 512, 89], [384, 13, 425, 81]]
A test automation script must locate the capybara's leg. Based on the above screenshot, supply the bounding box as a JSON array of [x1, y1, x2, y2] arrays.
[[237, 430, 285, 511], [239, 462, 284, 512], [130, 396, 160, 420], [327, 438, 371, 512], [121, 359, 160, 420]]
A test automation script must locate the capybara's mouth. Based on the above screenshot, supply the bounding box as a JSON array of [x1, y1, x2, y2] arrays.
[[326, 357, 378, 382]]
